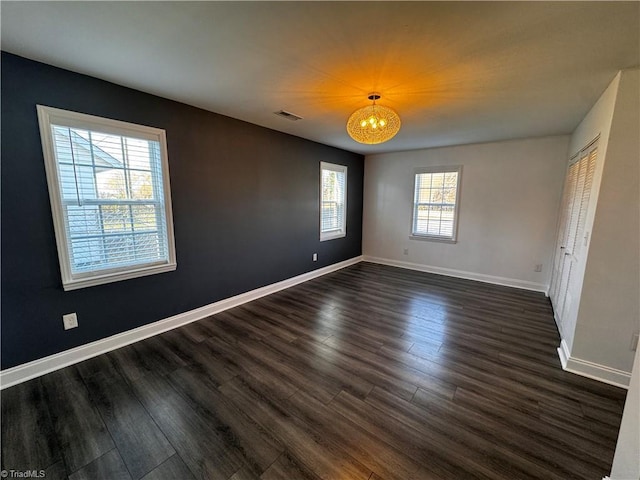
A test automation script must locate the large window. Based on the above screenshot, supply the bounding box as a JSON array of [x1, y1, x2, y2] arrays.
[[320, 162, 347, 241], [411, 166, 462, 242], [37, 105, 176, 290]]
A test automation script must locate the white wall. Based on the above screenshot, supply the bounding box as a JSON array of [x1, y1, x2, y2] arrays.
[[610, 347, 640, 480], [572, 68, 640, 374], [569, 73, 620, 156], [560, 73, 620, 352], [363, 136, 569, 291]]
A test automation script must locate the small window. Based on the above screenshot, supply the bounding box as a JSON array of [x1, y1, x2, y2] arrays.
[[320, 162, 347, 241], [37, 105, 176, 290], [411, 166, 462, 242]]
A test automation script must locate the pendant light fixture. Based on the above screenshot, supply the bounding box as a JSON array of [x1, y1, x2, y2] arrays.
[[346, 93, 401, 145]]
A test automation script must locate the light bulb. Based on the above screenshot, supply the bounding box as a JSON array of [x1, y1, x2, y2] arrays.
[[379, 119, 386, 127]]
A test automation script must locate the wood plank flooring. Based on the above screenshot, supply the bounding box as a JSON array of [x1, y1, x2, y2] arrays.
[[1, 263, 627, 479]]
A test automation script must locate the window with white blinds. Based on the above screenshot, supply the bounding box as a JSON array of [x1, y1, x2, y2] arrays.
[[411, 166, 462, 242], [320, 162, 347, 241], [37, 106, 176, 290]]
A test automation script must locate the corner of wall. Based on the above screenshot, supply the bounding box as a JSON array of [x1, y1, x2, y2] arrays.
[[557, 339, 632, 389], [609, 347, 640, 479], [564, 67, 640, 377], [556, 71, 621, 371]]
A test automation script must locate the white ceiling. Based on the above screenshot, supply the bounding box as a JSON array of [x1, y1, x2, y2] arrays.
[[2, 1, 639, 155]]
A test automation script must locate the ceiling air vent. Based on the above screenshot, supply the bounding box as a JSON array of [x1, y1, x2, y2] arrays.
[[274, 110, 303, 121]]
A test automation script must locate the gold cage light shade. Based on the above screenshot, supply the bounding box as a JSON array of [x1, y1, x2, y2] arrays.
[[346, 93, 401, 145]]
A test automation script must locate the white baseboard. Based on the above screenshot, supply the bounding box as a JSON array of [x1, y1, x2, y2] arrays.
[[558, 339, 631, 389], [558, 337, 571, 369], [363, 255, 548, 293], [0, 256, 363, 390]]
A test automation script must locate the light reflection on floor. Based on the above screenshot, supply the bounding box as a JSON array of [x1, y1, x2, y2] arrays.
[[306, 291, 458, 375]]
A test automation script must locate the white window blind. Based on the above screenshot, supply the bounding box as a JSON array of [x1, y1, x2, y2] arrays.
[[412, 166, 462, 242], [320, 162, 347, 241], [37, 106, 176, 290]]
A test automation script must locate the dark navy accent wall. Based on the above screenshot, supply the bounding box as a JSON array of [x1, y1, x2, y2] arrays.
[[1, 52, 364, 369]]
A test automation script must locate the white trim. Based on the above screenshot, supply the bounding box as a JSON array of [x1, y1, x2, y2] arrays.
[[62, 263, 177, 291], [409, 234, 457, 244], [557, 339, 631, 389], [363, 256, 547, 292], [36, 105, 177, 291], [36, 105, 167, 140], [558, 337, 571, 369], [411, 165, 462, 243], [320, 230, 346, 242], [320, 162, 347, 242], [0, 256, 363, 390]]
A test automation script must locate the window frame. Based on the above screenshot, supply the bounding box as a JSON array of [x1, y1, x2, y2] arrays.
[[410, 165, 462, 243], [320, 161, 348, 242], [37, 105, 177, 291]]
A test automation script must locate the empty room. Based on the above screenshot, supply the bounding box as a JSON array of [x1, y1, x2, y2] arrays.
[[1, 2, 639, 480]]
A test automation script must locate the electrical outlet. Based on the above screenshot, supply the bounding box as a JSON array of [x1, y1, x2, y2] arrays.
[[534, 264, 543, 272], [63, 312, 78, 330], [631, 333, 639, 352], [403, 248, 409, 255], [312, 253, 318, 262]]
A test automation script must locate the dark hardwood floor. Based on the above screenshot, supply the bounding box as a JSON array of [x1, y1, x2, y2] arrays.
[[1, 263, 627, 479]]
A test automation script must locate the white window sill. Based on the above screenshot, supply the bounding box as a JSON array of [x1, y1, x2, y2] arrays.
[[409, 234, 457, 244], [62, 262, 177, 291], [320, 231, 346, 242]]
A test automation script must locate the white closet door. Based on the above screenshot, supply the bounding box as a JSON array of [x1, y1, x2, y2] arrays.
[[550, 142, 598, 330], [574, 148, 598, 259], [550, 161, 578, 306]]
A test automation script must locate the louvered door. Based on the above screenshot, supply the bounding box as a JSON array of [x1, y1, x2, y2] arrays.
[[550, 142, 598, 330]]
